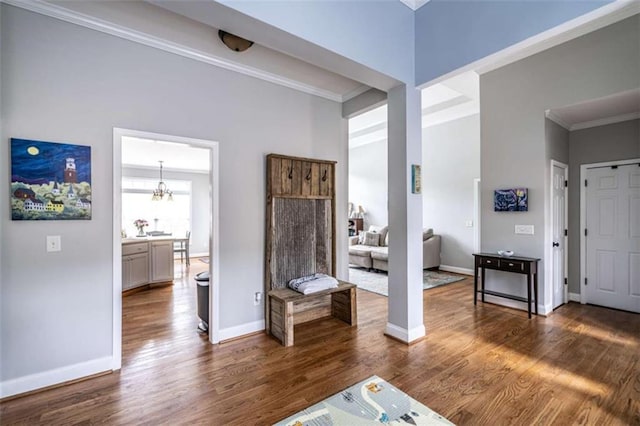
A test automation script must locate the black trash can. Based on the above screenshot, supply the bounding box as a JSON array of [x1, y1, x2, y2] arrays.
[[194, 271, 209, 332]]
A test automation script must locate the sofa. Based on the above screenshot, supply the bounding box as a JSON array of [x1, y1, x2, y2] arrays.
[[348, 225, 441, 271]]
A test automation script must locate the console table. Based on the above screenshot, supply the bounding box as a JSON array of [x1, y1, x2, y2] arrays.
[[472, 253, 540, 318]]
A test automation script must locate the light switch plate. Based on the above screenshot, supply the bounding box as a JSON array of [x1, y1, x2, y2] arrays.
[[515, 225, 534, 235], [47, 235, 62, 252], [465, 220, 473, 227]]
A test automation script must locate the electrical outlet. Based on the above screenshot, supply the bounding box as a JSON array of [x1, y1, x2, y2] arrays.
[[465, 220, 473, 227], [46, 235, 62, 252], [515, 225, 534, 235], [254, 292, 262, 306]]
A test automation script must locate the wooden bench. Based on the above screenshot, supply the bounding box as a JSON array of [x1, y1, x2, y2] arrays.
[[267, 281, 357, 346]]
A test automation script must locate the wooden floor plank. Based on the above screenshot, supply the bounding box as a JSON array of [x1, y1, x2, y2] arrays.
[[2, 261, 639, 425]]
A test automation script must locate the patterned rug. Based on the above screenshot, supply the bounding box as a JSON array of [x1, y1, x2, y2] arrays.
[[274, 375, 453, 425], [348, 267, 465, 297]]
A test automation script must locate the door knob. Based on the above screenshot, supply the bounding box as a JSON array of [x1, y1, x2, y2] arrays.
[[552, 242, 559, 247]]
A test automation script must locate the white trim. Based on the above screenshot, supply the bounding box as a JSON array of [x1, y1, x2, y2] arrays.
[[569, 292, 581, 302], [2, 0, 347, 103], [342, 85, 375, 102], [384, 322, 426, 343], [545, 110, 571, 130], [439, 265, 473, 276], [0, 356, 112, 399], [570, 112, 640, 131], [548, 160, 569, 312], [580, 157, 640, 306], [482, 295, 550, 316], [417, 1, 640, 89], [114, 128, 221, 364], [399, 0, 430, 11], [218, 320, 265, 342]]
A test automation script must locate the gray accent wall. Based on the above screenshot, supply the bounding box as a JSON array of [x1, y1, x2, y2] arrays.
[[422, 114, 480, 271], [1, 5, 345, 384], [349, 139, 388, 230], [567, 119, 640, 293], [480, 15, 639, 310]]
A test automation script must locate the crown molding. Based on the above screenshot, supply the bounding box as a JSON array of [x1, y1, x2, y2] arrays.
[[545, 110, 572, 130], [1, 0, 346, 103], [399, 0, 430, 11], [570, 112, 640, 131], [342, 85, 373, 102]]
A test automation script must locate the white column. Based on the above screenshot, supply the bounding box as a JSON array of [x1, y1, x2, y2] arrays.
[[386, 84, 425, 343]]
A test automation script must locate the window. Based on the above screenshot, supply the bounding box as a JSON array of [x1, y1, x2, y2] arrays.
[[122, 177, 191, 238]]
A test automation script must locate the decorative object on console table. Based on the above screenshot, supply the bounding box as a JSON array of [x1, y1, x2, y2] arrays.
[[472, 252, 540, 318], [348, 217, 363, 236]]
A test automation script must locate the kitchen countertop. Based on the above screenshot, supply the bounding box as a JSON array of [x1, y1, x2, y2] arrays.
[[122, 236, 177, 244]]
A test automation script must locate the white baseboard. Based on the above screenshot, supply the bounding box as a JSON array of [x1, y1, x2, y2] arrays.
[[482, 295, 548, 316], [0, 356, 112, 399], [384, 322, 425, 343], [188, 251, 209, 258], [569, 292, 581, 302], [439, 265, 473, 276], [218, 320, 265, 342]]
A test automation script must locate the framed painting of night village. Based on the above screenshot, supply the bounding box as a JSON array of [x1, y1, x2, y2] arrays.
[[10, 138, 92, 220]]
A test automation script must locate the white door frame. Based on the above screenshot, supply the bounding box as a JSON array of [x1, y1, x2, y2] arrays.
[[549, 160, 568, 308], [473, 178, 481, 253], [112, 128, 221, 370], [580, 157, 640, 304]]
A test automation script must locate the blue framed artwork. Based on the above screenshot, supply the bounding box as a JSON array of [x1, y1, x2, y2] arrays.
[[10, 138, 92, 220], [494, 188, 528, 212]]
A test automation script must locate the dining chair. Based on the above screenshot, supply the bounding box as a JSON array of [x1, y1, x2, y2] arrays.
[[174, 231, 191, 266]]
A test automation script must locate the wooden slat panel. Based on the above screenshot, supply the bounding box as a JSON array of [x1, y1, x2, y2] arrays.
[[293, 306, 332, 325], [280, 158, 292, 194], [319, 163, 330, 196], [293, 294, 331, 313], [291, 160, 303, 195], [310, 162, 320, 196], [301, 161, 312, 196]]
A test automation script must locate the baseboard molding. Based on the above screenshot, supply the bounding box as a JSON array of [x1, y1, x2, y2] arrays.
[[569, 292, 581, 302], [481, 295, 548, 316], [439, 265, 473, 276], [384, 322, 425, 344], [218, 320, 265, 342], [0, 356, 112, 399]]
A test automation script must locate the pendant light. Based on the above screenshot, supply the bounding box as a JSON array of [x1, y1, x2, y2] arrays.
[[152, 161, 173, 201]]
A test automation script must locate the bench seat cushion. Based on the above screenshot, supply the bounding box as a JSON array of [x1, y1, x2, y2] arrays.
[[349, 245, 375, 257]]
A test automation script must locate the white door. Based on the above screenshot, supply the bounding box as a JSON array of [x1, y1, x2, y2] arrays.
[[585, 163, 640, 313], [552, 163, 567, 309]]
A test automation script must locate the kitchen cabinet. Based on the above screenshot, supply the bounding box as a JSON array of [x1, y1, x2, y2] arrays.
[[150, 240, 174, 283], [122, 238, 174, 292]]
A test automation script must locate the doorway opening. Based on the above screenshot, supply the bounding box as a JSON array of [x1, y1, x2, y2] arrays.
[[550, 160, 568, 310], [112, 128, 220, 370]]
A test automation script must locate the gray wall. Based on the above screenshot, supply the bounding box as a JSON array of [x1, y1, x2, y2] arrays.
[[422, 114, 480, 271], [545, 119, 569, 165], [480, 15, 639, 310], [349, 140, 388, 230], [567, 119, 640, 293], [1, 5, 345, 384], [121, 167, 210, 256]]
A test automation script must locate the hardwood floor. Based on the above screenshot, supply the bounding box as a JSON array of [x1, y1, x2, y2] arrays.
[[2, 263, 639, 425]]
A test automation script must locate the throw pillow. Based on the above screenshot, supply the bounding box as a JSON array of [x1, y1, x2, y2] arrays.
[[362, 231, 380, 246], [357, 230, 365, 244], [369, 225, 389, 246], [423, 228, 434, 240], [384, 232, 389, 246]]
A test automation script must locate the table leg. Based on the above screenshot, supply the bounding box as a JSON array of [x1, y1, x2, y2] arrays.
[[534, 272, 538, 315], [527, 273, 532, 319], [481, 266, 485, 303], [473, 265, 478, 305]]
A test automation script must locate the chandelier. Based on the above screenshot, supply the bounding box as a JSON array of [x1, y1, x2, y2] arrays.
[[152, 161, 173, 201]]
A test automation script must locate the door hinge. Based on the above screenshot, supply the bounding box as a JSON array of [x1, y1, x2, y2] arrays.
[[585, 229, 588, 237], [585, 179, 588, 187], [564, 277, 568, 285], [585, 278, 588, 285], [564, 229, 568, 236], [564, 180, 568, 187]]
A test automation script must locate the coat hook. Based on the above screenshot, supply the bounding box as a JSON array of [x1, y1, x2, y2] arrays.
[[288, 168, 293, 179], [305, 169, 312, 180], [321, 170, 327, 181]]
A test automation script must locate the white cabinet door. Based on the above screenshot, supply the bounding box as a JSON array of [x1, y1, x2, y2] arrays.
[[150, 241, 174, 283], [123, 252, 149, 290]]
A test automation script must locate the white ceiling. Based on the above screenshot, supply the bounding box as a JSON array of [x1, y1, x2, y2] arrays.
[[547, 88, 640, 131], [121, 136, 210, 173], [349, 71, 480, 149]]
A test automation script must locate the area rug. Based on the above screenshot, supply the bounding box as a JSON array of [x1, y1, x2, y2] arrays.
[[348, 267, 465, 297], [274, 375, 453, 425]]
